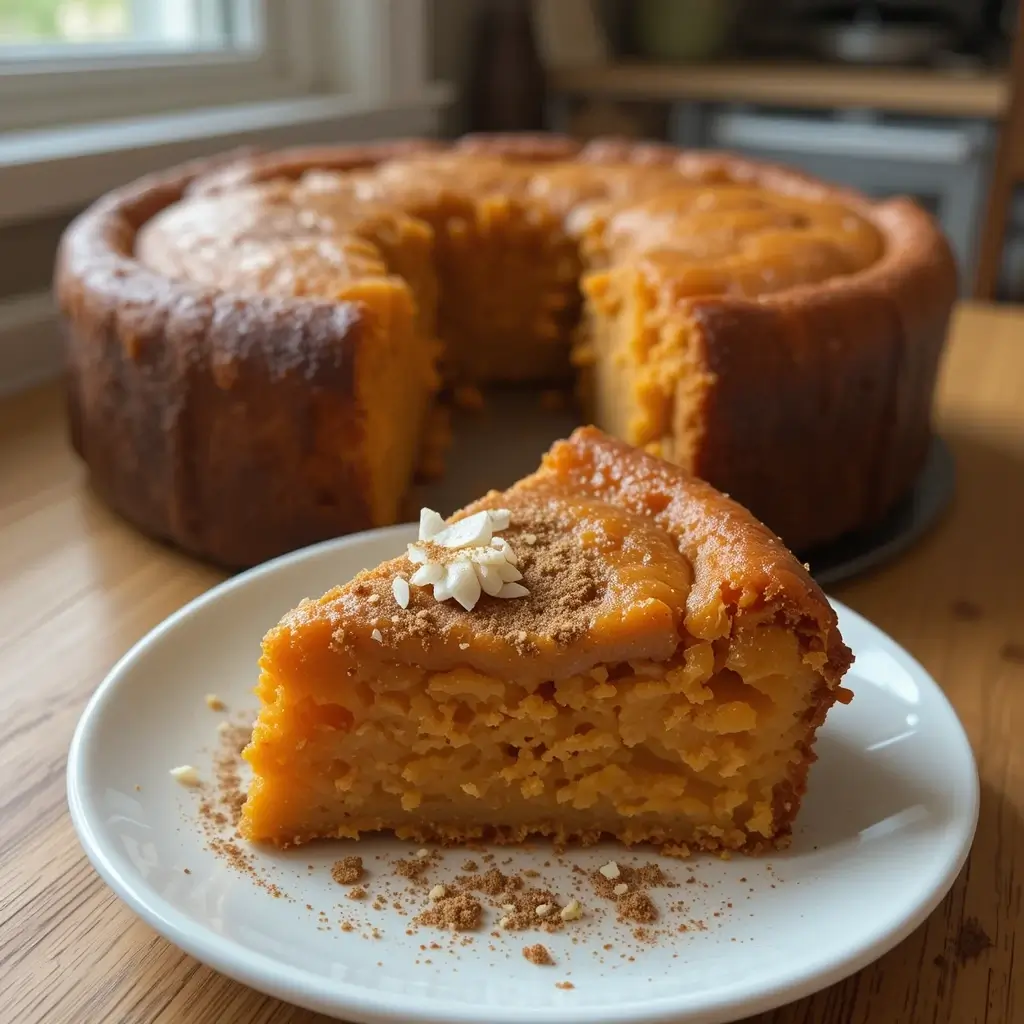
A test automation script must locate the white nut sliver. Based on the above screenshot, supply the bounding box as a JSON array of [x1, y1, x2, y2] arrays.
[[392, 576, 410, 609], [499, 916, 512, 928], [502, 903, 516, 912], [407, 543, 429, 564], [419, 507, 446, 542], [496, 561, 523, 583], [560, 899, 583, 922], [497, 582, 530, 600], [371, 628, 383, 644], [613, 883, 629, 896], [476, 563, 505, 596], [598, 861, 620, 880], [522, 533, 537, 546], [170, 765, 201, 787], [410, 563, 444, 586], [447, 559, 482, 611], [432, 510, 493, 550], [535, 903, 554, 918], [428, 884, 446, 901], [415, 848, 430, 859], [487, 508, 511, 532]]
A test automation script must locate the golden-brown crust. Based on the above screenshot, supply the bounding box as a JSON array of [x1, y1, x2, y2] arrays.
[[58, 135, 954, 566], [543, 428, 852, 682], [684, 198, 954, 548], [58, 157, 381, 567]]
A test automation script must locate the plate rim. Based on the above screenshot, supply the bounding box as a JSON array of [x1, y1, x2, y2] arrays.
[[66, 528, 980, 1024]]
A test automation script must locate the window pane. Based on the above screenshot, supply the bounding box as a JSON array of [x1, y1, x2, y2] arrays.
[[0, 0, 238, 51]]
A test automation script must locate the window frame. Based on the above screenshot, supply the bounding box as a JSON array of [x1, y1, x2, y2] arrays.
[[0, 0, 425, 132]]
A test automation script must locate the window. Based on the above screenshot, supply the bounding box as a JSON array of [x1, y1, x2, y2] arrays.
[[0, 0, 346, 131], [0, 0, 243, 53]]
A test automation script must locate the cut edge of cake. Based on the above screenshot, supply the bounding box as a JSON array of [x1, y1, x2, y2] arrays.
[[241, 426, 853, 854]]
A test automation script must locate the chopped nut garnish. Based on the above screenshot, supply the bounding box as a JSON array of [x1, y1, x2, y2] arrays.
[[415, 848, 430, 859], [204, 694, 226, 711], [406, 507, 528, 611], [522, 533, 537, 545], [371, 628, 383, 644], [502, 903, 516, 912], [428, 884, 447, 901], [367, 593, 380, 604], [560, 899, 583, 922], [392, 575, 410, 609], [169, 765, 201, 787], [535, 903, 554, 918], [499, 916, 512, 928], [613, 883, 629, 896], [599, 861, 621, 880], [459, 642, 470, 650]]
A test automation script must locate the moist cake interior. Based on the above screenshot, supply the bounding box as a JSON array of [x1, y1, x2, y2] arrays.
[[136, 152, 884, 511], [241, 429, 852, 852]]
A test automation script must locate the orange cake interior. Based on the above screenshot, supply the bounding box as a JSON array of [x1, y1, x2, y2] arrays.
[[136, 149, 886, 534], [241, 428, 853, 852]]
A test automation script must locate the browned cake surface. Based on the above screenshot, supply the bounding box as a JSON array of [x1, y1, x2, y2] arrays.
[[57, 134, 956, 566], [242, 427, 853, 852]]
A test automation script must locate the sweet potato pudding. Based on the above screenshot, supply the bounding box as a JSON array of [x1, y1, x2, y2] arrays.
[[57, 134, 956, 566], [241, 428, 853, 852]]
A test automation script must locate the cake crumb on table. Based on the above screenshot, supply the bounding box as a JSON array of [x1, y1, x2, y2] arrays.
[[331, 856, 365, 885], [204, 694, 226, 711], [347, 886, 367, 901], [555, 981, 575, 990], [522, 943, 553, 965]]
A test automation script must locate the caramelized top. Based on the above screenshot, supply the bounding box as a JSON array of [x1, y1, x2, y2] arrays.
[[274, 428, 851, 686], [136, 149, 883, 303], [136, 178, 430, 300]]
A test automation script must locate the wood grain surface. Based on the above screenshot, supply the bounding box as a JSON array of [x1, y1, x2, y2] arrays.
[[1, 302, 1021, 1024]]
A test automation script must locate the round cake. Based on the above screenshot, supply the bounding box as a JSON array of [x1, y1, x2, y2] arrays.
[[56, 133, 956, 568]]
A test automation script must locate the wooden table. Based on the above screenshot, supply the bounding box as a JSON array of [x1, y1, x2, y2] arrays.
[[1, 302, 1022, 1024]]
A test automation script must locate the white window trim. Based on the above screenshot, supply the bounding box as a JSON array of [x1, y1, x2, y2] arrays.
[[0, 1, 316, 131], [0, 0, 453, 396], [0, 1, 440, 132]]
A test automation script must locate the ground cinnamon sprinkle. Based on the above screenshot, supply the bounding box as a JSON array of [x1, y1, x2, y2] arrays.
[[364, 505, 606, 652], [394, 851, 439, 883], [522, 943, 554, 965], [588, 863, 669, 901], [469, 867, 523, 896], [331, 856, 365, 885], [414, 892, 483, 932], [618, 891, 657, 924], [212, 721, 252, 827]]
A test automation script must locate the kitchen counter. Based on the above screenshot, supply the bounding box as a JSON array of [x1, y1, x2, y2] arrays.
[[1, 301, 1022, 1024]]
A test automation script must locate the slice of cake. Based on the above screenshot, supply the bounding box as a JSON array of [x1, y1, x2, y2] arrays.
[[240, 427, 853, 853]]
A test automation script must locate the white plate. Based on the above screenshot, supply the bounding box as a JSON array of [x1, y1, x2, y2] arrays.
[[68, 525, 979, 1024]]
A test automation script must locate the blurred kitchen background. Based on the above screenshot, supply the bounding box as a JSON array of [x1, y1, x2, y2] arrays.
[[0, 0, 1021, 395]]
